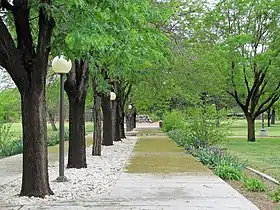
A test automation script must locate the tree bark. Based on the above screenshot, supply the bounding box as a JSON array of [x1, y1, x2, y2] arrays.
[[267, 109, 271, 127], [0, 1, 55, 197], [65, 60, 89, 169], [67, 99, 87, 168], [112, 100, 121, 141], [47, 110, 57, 131], [92, 78, 102, 156], [20, 88, 53, 197], [102, 94, 113, 146], [271, 108, 276, 124], [246, 114, 256, 142], [126, 107, 136, 132], [120, 110, 126, 138]]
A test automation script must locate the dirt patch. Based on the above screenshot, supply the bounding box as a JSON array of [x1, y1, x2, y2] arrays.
[[226, 169, 279, 210]]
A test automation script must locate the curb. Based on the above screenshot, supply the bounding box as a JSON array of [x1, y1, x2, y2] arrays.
[[246, 167, 279, 185]]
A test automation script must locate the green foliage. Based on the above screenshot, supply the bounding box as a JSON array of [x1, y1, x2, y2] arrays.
[[166, 106, 231, 148], [184, 105, 231, 147], [215, 164, 242, 181], [189, 146, 246, 171], [0, 89, 21, 122], [242, 178, 266, 192], [270, 187, 280, 203], [0, 122, 22, 156], [47, 130, 69, 147], [162, 111, 185, 132]]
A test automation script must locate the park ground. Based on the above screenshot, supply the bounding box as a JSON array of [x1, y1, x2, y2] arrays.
[[0, 125, 261, 209]]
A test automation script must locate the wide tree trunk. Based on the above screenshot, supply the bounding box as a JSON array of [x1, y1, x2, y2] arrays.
[[65, 59, 89, 169], [20, 88, 53, 197], [246, 115, 256, 142], [267, 109, 271, 127], [271, 108, 276, 125], [67, 99, 87, 168], [92, 83, 102, 156], [102, 94, 113, 146], [0, 0, 55, 197], [133, 110, 137, 129]]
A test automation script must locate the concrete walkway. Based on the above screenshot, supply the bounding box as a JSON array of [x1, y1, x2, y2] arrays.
[[0, 124, 259, 209]]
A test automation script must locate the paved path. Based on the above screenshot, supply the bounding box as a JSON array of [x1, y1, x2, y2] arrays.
[[0, 124, 259, 209]]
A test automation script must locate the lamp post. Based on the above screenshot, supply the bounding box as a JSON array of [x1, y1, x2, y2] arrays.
[[52, 55, 72, 182], [110, 91, 116, 101], [260, 112, 268, 137]]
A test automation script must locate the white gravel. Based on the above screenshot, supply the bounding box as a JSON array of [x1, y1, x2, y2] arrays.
[[0, 137, 137, 205]]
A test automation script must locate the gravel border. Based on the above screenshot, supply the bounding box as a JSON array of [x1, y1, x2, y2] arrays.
[[0, 137, 137, 206]]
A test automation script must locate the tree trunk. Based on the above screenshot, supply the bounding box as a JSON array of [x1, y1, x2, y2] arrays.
[[92, 89, 102, 156], [271, 108, 276, 124], [246, 115, 256, 142], [47, 110, 57, 131], [267, 109, 271, 127], [112, 100, 121, 141], [65, 59, 89, 169], [102, 94, 113, 146], [20, 88, 53, 197], [133, 110, 137, 129], [120, 110, 126, 138], [126, 107, 136, 132], [67, 99, 87, 168]]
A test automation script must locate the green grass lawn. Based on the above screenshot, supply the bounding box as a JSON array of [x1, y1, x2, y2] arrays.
[[230, 119, 280, 137], [221, 137, 280, 180]]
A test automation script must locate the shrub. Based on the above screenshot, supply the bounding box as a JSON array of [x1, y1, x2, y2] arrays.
[[215, 164, 242, 180], [162, 111, 185, 132], [182, 106, 231, 148], [243, 178, 266, 192], [189, 146, 246, 171], [47, 130, 69, 146], [270, 188, 280, 203], [167, 129, 189, 147], [0, 138, 23, 156]]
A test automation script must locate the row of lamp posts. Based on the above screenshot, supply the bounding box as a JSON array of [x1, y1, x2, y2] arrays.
[[51, 55, 131, 182]]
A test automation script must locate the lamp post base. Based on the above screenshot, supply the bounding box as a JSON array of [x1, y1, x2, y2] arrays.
[[260, 128, 268, 137], [55, 176, 68, 182]]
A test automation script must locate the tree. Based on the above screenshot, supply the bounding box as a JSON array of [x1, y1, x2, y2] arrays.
[[197, 0, 280, 141], [92, 75, 102, 156], [65, 59, 89, 168], [0, 0, 54, 197]]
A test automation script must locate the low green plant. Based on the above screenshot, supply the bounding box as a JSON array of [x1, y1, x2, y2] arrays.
[[47, 130, 69, 146], [190, 146, 246, 171], [242, 177, 266, 192], [183, 106, 231, 148], [215, 163, 242, 180], [162, 111, 186, 132], [270, 187, 280, 203], [0, 138, 23, 156]]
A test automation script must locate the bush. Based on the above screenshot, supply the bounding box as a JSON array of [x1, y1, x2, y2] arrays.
[[189, 146, 246, 170], [0, 123, 21, 156], [182, 106, 231, 148], [47, 130, 69, 146], [0, 138, 23, 156], [243, 178, 266, 192], [215, 164, 242, 180], [270, 188, 280, 203], [167, 129, 189, 147], [162, 111, 186, 132]]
